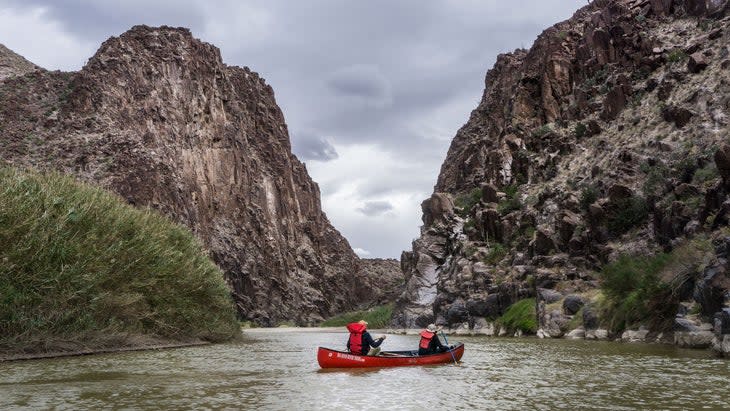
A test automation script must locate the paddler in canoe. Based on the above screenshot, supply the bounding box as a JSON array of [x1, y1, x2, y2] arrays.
[[418, 324, 450, 355], [317, 322, 464, 367], [346, 320, 386, 356]]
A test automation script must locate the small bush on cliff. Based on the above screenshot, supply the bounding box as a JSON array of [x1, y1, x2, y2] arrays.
[[693, 163, 719, 187], [484, 243, 507, 265], [321, 304, 393, 329], [498, 298, 537, 334], [599, 254, 672, 332], [667, 49, 687, 63], [498, 185, 522, 215], [642, 165, 668, 196], [0, 167, 240, 352], [574, 122, 587, 139], [607, 196, 649, 235], [455, 188, 482, 217], [579, 185, 598, 210], [531, 125, 551, 138]]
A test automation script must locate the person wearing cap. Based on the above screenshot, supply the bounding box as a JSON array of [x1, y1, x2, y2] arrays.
[[418, 324, 449, 355], [346, 320, 386, 356]]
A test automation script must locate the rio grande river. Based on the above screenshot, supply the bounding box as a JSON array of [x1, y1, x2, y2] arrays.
[[1, 328, 729, 410]]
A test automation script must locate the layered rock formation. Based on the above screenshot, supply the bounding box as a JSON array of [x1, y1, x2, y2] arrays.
[[394, 0, 730, 355], [0, 26, 400, 326]]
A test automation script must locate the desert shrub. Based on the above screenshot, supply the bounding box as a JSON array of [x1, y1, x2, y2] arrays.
[[642, 165, 668, 196], [498, 299, 537, 334], [599, 254, 673, 332], [321, 304, 393, 329], [607, 196, 648, 235], [674, 156, 697, 182], [498, 185, 522, 215], [0, 167, 240, 352], [693, 163, 719, 186], [580, 185, 599, 211], [455, 188, 482, 217], [574, 122, 587, 139], [484, 243, 507, 265], [667, 49, 687, 63]]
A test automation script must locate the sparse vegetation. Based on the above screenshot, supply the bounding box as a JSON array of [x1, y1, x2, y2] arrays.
[[484, 243, 507, 265], [607, 196, 649, 235], [599, 254, 672, 332], [497, 298, 537, 334], [598, 238, 713, 332], [693, 163, 718, 186], [580, 185, 599, 211], [667, 49, 687, 63], [567, 307, 584, 330], [532, 124, 552, 138], [498, 184, 522, 215], [584, 68, 608, 88], [642, 165, 668, 196], [0, 167, 240, 352], [629, 91, 645, 107], [320, 304, 393, 329], [574, 122, 587, 139], [455, 188, 482, 217]]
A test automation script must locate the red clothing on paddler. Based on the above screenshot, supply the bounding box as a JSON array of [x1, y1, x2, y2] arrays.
[[346, 322, 384, 355], [419, 330, 436, 349], [418, 329, 448, 355]]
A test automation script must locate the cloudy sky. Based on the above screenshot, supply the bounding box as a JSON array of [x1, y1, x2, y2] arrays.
[[0, 0, 585, 258]]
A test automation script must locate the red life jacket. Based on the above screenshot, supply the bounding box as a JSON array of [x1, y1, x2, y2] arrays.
[[347, 322, 367, 354], [419, 330, 436, 349]]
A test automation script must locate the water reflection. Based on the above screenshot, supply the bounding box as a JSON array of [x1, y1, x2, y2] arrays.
[[1, 329, 728, 410]]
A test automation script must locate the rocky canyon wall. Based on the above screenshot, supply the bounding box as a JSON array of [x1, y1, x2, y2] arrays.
[[394, 0, 730, 355], [0, 26, 400, 326]]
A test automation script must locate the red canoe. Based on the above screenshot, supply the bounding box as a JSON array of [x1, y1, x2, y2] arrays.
[[317, 343, 465, 368]]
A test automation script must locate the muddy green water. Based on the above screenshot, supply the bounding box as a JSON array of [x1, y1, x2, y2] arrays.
[[1, 329, 729, 410]]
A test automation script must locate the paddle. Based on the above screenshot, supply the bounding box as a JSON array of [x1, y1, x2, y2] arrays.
[[440, 330, 459, 366]]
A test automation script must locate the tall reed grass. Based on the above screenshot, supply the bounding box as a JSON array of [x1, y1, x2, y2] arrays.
[[0, 167, 239, 352]]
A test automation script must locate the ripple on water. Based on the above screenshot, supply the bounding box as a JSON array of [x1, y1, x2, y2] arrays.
[[1, 332, 729, 410]]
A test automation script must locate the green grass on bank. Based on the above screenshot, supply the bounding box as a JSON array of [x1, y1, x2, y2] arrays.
[[0, 167, 240, 352], [320, 304, 393, 328], [498, 298, 538, 334], [598, 253, 672, 332], [598, 237, 712, 332]]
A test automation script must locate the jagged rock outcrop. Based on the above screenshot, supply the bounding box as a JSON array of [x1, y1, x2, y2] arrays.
[[0, 26, 400, 326], [358, 258, 404, 305], [394, 0, 730, 352]]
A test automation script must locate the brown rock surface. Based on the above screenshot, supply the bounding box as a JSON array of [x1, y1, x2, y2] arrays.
[[0, 26, 400, 326]]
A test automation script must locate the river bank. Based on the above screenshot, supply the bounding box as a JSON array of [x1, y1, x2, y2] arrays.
[[0, 340, 210, 362], [387, 324, 730, 358]]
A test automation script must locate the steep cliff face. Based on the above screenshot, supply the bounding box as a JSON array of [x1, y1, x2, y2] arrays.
[[0, 26, 394, 326], [394, 0, 730, 352]]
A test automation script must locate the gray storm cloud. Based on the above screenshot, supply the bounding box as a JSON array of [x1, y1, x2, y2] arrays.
[[357, 200, 394, 217], [292, 134, 339, 162], [327, 64, 392, 107]]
